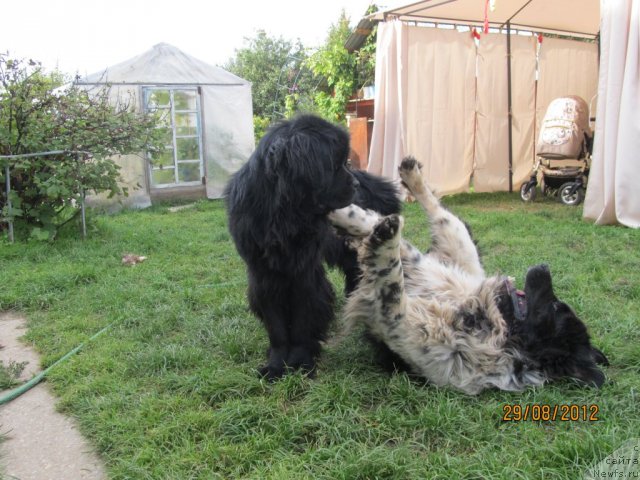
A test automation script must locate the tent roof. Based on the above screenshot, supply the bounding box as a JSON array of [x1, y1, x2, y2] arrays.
[[78, 43, 249, 86], [368, 0, 600, 38]]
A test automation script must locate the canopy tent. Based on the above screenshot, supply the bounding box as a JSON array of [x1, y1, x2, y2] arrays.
[[77, 43, 254, 209], [369, 0, 600, 38], [583, 0, 640, 228], [365, 0, 600, 195]]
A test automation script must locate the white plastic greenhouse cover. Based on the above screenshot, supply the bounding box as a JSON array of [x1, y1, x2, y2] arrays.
[[77, 43, 254, 208]]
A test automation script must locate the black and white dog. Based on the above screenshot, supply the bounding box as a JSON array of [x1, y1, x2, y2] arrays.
[[329, 157, 608, 394]]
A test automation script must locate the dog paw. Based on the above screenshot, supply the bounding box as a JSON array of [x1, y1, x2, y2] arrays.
[[399, 156, 422, 173], [398, 156, 425, 193], [370, 214, 403, 247], [328, 205, 378, 237], [258, 363, 286, 382], [286, 347, 317, 377]]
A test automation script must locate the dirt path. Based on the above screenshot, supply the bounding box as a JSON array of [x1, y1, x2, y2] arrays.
[[0, 312, 107, 480]]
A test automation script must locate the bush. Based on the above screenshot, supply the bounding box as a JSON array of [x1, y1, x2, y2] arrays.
[[0, 55, 163, 240]]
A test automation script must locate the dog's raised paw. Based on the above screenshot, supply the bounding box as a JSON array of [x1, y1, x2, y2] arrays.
[[370, 214, 403, 247], [398, 156, 424, 192], [399, 156, 422, 173]]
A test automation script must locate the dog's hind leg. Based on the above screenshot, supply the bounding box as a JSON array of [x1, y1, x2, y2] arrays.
[[398, 157, 484, 278]]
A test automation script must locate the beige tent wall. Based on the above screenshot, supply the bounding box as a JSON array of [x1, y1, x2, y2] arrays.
[[84, 85, 152, 211], [368, 21, 409, 179], [369, 22, 599, 195], [405, 27, 476, 195], [536, 37, 599, 143], [510, 36, 539, 189], [474, 34, 536, 192], [202, 84, 255, 199]]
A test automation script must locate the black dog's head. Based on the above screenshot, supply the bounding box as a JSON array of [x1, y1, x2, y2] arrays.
[[257, 114, 357, 214], [521, 264, 608, 387]]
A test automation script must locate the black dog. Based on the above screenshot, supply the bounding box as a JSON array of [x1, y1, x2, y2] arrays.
[[225, 115, 400, 380]]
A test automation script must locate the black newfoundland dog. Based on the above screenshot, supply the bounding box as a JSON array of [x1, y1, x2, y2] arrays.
[[225, 114, 400, 380], [328, 157, 608, 394]]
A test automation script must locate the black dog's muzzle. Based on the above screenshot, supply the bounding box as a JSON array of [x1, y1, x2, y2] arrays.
[[504, 278, 527, 321]]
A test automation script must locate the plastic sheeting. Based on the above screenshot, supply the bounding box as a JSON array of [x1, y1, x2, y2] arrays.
[[583, 0, 640, 228], [200, 84, 255, 199], [82, 84, 152, 210], [78, 43, 254, 208], [368, 21, 598, 195]]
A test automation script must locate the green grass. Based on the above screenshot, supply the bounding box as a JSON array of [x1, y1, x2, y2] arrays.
[[0, 360, 27, 390], [1, 194, 639, 479]]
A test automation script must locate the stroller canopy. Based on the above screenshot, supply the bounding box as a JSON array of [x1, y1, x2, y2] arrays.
[[537, 96, 592, 159]]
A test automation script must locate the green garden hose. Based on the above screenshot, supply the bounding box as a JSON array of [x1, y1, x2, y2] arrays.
[[0, 323, 112, 406]]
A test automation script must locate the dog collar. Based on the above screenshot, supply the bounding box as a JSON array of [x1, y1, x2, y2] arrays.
[[505, 278, 527, 321]]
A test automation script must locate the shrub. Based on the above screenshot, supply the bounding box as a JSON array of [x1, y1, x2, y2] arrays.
[[0, 55, 163, 240]]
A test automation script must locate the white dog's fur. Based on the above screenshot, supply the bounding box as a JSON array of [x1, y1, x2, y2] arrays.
[[329, 157, 607, 394]]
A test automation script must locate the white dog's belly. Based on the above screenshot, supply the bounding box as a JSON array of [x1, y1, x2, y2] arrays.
[[403, 255, 483, 306]]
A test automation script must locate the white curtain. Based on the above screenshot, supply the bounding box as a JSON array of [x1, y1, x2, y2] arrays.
[[474, 34, 537, 192], [368, 22, 476, 195], [404, 27, 476, 195], [368, 20, 409, 180], [583, 0, 640, 228]]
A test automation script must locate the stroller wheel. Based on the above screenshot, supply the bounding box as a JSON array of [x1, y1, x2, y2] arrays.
[[520, 182, 537, 202], [559, 182, 585, 206]]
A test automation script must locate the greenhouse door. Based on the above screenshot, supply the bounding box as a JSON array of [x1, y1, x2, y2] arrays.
[[144, 87, 204, 188]]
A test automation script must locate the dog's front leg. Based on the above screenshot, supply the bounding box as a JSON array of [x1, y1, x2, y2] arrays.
[[247, 272, 291, 380], [286, 266, 336, 377], [328, 204, 381, 237], [398, 157, 484, 278], [354, 215, 410, 350]]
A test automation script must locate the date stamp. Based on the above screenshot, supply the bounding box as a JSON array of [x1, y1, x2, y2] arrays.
[[501, 403, 600, 422]]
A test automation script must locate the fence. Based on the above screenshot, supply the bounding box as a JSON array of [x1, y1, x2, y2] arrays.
[[0, 151, 91, 243]]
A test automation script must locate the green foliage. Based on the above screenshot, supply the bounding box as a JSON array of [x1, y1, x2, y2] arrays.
[[224, 8, 378, 129], [252, 115, 271, 144], [225, 31, 315, 121], [307, 7, 378, 122], [307, 12, 357, 122], [0, 360, 27, 389], [0, 55, 163, 240]]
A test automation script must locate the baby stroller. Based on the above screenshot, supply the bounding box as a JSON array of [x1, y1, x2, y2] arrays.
[[520, 95, 593, 206]]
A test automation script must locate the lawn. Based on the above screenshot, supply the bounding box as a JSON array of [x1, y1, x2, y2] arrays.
[[1, 193, 639, 479]]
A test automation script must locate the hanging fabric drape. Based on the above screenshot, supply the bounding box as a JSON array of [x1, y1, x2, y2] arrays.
[[368, 21, 599, 196], [583, 0, 640, 228], [368, 20, 409, 181]]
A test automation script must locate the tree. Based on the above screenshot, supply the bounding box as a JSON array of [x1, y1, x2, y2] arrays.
[[307, 7, 378, 122], [224, 31, 315, 122], [223, 8, 379, 133], [0, 55, 163, 240]]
